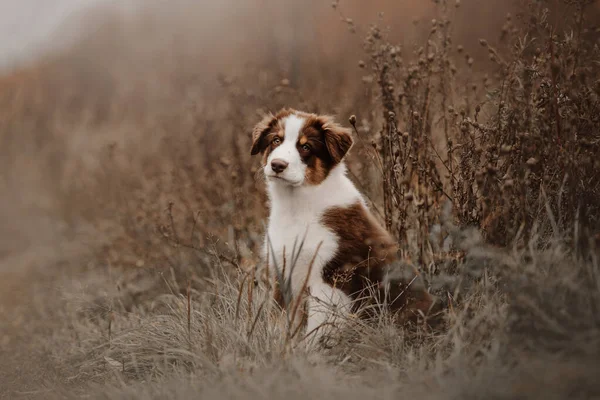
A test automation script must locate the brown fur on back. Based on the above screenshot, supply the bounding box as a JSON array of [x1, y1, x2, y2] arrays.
[[321, 202, 440, 323]]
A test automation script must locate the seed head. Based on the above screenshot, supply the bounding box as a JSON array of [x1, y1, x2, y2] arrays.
[[220, 156, 232, 167], [362, 75, 374, 84], [526, 157, 538, 167]]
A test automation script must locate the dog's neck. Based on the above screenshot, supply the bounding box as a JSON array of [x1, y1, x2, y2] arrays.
[[266, 162, 363, 216]]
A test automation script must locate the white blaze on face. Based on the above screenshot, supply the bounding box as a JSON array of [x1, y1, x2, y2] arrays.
[[264, 115, 307, 186]]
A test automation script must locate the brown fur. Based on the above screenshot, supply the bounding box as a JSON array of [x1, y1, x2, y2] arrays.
[[321, 202, 440, 324], [250, 108, 295, 157], [304, 115, 353, 165]]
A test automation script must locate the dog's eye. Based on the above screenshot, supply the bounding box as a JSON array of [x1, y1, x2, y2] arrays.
[[272, 137, 281, 145], [301, 144, 311, 152]]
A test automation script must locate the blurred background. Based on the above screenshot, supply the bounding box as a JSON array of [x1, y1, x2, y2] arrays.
[[1, 0, 599, 398], [0, 0, 516, 259]]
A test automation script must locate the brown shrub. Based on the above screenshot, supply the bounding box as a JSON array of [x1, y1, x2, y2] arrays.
[[358, 0, 600, 253]]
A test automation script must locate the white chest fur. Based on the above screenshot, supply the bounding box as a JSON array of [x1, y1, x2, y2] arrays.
[[266, 203, 338, 296], [264, 164, 364, 297]]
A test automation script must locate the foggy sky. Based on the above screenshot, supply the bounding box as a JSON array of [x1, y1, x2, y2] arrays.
[[0, 0, 105, 70]]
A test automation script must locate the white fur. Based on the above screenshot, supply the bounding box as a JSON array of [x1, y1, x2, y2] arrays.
[[262, 115, 366, 346], [263, 115, 308, 186], [305, 281, 353, 347]]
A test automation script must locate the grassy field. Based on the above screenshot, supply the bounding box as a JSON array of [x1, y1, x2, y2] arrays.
[[1, 0, 599, 398]]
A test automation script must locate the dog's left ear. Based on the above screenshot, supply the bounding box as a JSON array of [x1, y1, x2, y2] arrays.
[[251, 113, 277, 155], [320, 116, 354, 164]]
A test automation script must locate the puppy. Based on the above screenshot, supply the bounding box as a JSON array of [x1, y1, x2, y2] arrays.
[[251, 108, 439, 344]]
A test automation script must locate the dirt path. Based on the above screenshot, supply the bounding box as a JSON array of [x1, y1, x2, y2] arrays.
[[0, 268, 62, 399], [0, 256, 55, 398], [0, 212, 80, 399]]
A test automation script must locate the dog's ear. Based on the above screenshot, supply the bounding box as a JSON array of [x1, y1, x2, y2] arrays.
[[319, 116, 354, 164], [251, 113, 277, 155]]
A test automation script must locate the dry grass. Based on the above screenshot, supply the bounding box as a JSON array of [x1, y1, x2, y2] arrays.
[[43, 225, 600, 400], [1, 0, 599, 399]]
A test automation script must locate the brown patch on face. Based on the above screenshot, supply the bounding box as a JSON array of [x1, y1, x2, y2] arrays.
[[302, 115, 353, 164], [250, 108, 295, 156], [259, 131, 284, 166], [302, 157, 327, 185], [250, 109, 355, 185], [321, 202, 441, 325], [250, 114, 277, 156], [297, 123, 331, 185], [298, 114, 354, 185]]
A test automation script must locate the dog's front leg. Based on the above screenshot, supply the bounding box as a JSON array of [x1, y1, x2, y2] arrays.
[[305, 280, 352, 348]]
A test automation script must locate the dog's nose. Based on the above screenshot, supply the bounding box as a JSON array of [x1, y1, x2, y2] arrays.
[[271, 159, 289, 174]]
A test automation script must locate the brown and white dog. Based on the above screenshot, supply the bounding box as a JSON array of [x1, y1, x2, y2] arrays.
[[251, 108, 438, 344]]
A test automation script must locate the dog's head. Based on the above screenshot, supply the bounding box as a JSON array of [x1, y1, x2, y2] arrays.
[[250, 108, 353, 187]]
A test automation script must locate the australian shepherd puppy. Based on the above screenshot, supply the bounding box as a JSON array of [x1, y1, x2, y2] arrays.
[[250, 108, 439, 344]]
